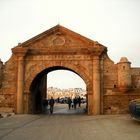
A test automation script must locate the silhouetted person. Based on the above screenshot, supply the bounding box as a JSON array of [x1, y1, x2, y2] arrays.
[[78, 96, 81, 107], [57, 97, 60, 103], [71, 99, 74, 108], [49, 97, 55, 114], [73, 97, 77, 109], [67, 97, 72, 110]]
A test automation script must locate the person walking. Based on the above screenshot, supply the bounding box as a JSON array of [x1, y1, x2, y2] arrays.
[[67, 97, 72, 110], [71, 99, 74, 108], [49, 97, 55, 114], [78, 96, 81, 107], [73, 97, 77, 109]]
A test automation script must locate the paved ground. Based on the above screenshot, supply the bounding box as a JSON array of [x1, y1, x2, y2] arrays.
[[0, 104, 140, 140]]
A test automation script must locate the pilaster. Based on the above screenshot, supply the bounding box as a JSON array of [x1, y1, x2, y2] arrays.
[[93, 56, 101, 115], [17, 56, 24, 114], [87, 90, 93, 115], [13, 45, 28, 114]]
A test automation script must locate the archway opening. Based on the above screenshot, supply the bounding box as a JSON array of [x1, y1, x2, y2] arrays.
[[29, 66, 87, 114]]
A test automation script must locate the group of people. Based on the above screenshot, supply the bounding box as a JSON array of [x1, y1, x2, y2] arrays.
[[43, 96, 82, 114], [67, 96, 81, 110]]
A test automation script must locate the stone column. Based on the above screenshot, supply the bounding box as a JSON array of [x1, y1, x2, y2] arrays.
[[93, 56, 101, 115], [17, 56, 24, 114], [87, 92, 93, 115]]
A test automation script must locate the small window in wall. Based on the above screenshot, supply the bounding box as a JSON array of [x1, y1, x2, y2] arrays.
[[123, 66, 125, 70]]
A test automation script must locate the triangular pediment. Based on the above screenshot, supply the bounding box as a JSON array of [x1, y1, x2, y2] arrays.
[[12, 25, 107, 57], [21, 25, 98, 48]]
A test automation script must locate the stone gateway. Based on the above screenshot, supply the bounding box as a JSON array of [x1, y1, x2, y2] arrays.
[[0, 25, 140, 115]]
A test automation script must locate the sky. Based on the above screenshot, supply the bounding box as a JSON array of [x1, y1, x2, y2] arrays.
[[0, 0, 140, 89], [47, 70, 86, 90]]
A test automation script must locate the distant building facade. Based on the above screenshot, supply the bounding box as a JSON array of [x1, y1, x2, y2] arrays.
[[0, 25, 140, 115], [47, 87, 86, 99]]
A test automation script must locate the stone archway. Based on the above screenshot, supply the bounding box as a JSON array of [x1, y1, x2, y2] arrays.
[[24, 63, 93, 114], [28, 66, 89, 114], [10, 25, 106, 115], [2, 25, 140, 115]]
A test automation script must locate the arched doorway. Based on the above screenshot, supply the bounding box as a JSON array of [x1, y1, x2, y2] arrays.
[[12, 25, 104, 115], [29, 66, 88, 114]]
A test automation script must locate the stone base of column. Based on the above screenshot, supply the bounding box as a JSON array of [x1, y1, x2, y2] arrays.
[[93, 101, 100, 115], [87, 94, 94, 115]]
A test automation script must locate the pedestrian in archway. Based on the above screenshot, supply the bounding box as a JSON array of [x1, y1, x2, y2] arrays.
[[67, 97, 72, 110], [73, 97, 77, 109], [49, 97, 55, 114], [71, 99, 74, 108], [57, 97, 60, 103], [78, 96, 81, 107]]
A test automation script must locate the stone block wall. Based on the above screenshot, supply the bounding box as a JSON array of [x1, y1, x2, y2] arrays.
[[104, 94, 140, 114], [0, 55, 18, 112], [131, 68, 140, 89], [103, 56, 140, 114], [103, 55, 118, 89]]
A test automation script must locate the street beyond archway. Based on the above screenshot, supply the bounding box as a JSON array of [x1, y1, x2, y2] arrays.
[[50, 103, 86, 115], [0, 113, 140, 140]]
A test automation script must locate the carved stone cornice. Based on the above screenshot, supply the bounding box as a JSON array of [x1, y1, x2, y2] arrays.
[[12, 46, 28, 58], [26, 45, 106, 56]]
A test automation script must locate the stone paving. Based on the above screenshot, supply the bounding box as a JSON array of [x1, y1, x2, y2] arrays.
[[0, 104, 140, 140]]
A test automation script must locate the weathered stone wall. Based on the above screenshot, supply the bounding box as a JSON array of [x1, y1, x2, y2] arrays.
[[104, 94, 140, 114], [131, 68, 140, 89], [103, 54, 118, 89], [103, 56, 140, 114], [0, 55, 18, 112]]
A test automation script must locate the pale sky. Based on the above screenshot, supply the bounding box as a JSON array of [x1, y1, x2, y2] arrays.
[[0, 0, 140, 89], [47, 70, 86, 90]]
